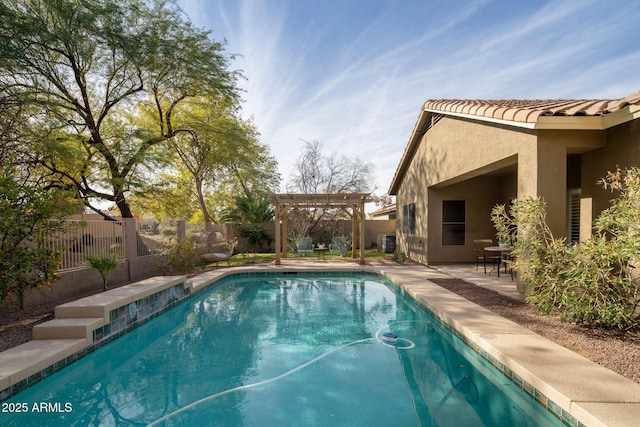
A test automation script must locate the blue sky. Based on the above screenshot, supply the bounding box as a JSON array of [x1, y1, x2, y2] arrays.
[[177, 0, 640, 201]]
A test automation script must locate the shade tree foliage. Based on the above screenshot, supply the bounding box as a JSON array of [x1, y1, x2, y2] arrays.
[[0, 0, 240, 218], [129, 96, 280, 224]]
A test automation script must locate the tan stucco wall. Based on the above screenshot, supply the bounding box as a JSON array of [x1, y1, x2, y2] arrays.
[[420, 117, 533, 186], [581, 120, 640, 236], [426, 177, 507, 263], [395, 115, 608, 264], [396, 117, 533, 263]]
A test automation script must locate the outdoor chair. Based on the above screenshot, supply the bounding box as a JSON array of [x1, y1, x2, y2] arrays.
[[501, 254, 516, 280], [473, 239, 500, 274], [200, 231, 236, 268], [329, 236, 348, 257], [295, 237, 314, 257]]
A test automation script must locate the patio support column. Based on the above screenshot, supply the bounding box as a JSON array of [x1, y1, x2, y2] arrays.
[[518, 140, 567, 238]]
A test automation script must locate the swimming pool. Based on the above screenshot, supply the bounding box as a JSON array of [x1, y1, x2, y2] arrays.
[[3, 272, 562, 426]]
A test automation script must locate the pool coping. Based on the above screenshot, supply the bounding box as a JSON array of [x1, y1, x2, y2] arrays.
[[1, 262, 639, 426]]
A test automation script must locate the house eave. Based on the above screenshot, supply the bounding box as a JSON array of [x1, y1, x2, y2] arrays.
[[388, 102, 640, 196]]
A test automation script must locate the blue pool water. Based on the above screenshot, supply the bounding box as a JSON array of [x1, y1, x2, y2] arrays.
[[3, 273, 562, 426]]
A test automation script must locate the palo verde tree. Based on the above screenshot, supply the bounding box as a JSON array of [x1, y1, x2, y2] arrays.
[[131, 96, 279, 225], [0, 0, 239, 218]]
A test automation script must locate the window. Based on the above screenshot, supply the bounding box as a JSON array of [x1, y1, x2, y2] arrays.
[[442, 200, 465, 245], [402, 203, 416, 235]]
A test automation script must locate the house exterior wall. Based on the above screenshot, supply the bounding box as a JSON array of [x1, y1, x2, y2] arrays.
[[396, 117, 538, 263], [426, 176, 505, 263], [581, 120, 640, 237], [395, 116, 535, 263], [395, 114, 610, 264]]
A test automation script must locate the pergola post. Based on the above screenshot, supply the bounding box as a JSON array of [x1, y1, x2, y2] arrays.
[[282, 209, 288, 258], [359, 200, 366, 265], [274, 203, 281, 265], [351, 204, 357, 259]]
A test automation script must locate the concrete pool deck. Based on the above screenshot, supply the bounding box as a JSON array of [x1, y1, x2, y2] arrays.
[[1, 259, 639, 426]]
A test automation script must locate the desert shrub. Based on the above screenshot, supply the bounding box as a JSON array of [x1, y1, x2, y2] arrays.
[[393, 250, 407, 263], [156, 238, 197, 275], [0, 174, 78, 308], [492, 167, 640, 329], [161, 227, 177, 237]]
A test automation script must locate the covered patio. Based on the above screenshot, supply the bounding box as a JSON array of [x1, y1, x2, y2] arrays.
[[271, 193, 370, 265]]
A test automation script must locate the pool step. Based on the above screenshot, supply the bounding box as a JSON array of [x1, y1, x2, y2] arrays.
[[32, 318, 104, 341]]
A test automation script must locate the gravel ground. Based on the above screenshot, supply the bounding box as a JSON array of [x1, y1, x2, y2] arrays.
[[429, 278, 640, 384], [1, 273, 638, 385]]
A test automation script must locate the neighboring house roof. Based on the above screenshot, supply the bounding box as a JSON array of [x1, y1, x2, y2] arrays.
[[370, 204, 396, 218], [389, 89, 640, 195]]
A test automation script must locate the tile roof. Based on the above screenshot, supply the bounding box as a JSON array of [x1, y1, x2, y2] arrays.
[[423, 90, 640, 124], [388, 89, 640, 195]]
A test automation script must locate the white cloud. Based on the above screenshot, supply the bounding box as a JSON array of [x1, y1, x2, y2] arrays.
[[178, 0, 640, 197]]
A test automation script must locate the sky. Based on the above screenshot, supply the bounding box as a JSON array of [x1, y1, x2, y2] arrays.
[[177, 0, 640, 205]]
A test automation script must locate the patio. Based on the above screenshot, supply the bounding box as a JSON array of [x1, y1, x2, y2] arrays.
[[428, 263, 523, 301]]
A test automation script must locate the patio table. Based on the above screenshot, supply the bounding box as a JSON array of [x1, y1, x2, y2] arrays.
[[484, 246, 514, 277], [314, 247, 328, 262]]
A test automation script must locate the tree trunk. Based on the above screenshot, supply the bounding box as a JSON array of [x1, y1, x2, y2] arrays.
[[115, 192, 134, 218], [195, 178, 214, 225]]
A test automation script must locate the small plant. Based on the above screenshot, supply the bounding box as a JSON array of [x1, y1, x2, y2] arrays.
[[161, 227, 177, 237], [491, 204, 516, 245], [239, 225, 273, 262], [156, 238, 197, 275], [87, 253, 118, 291], [393, 250, 407, 263]]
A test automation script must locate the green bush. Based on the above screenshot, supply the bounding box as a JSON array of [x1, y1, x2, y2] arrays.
[[87, 253, 118, 291], [393, 250, 407, 263], [161, 227, 177, 236], [0, 173, 78, 308], [492, 168, 640, 329], [155, 238, 197, 275]]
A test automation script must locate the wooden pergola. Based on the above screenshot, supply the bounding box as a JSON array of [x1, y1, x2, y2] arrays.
[[272, 193, 370, 265]]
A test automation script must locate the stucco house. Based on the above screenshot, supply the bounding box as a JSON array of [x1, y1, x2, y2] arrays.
[[389, 90, 640, 264]]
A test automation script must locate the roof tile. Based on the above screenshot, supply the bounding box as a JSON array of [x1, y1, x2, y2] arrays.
[[422, 91, 640, 124]]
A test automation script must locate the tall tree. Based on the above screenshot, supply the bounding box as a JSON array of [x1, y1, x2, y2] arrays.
[[286, 140, 375, 237], [131, 96, 280, 224], [286, 140, 376, 194], [0, 0, 239, 218]]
